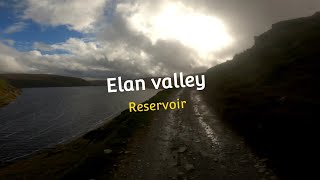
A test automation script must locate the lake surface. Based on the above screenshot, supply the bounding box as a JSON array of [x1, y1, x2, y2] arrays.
[[0, 86, 160, 163]]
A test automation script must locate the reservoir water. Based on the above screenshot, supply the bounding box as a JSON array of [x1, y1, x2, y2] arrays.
[[0, 86, 160, 163]]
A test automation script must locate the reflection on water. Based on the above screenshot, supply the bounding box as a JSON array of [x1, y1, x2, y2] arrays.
[[0, 86, 159, 163]]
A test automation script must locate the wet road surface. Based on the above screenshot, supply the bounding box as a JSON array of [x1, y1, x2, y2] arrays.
[[111, 89, 278, 180]]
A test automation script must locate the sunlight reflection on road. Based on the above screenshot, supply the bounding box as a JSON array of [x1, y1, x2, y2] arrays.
[[191, 90, 220, 146]]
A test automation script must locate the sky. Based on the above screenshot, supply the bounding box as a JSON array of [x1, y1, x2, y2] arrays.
[[0, 0, 320, 79]]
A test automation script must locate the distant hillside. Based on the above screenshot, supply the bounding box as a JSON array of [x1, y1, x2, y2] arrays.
[[0, 74, 91, 88], [0, 79, 20, 108], [90, 77, 165, 89], [88, 80, 107, 86], [205, 12, 320, 179]]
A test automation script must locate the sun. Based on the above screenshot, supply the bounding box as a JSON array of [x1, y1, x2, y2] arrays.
[[128, 2, 233, 57]]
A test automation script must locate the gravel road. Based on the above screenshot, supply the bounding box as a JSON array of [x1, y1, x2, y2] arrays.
[[112, 89, 278, 180]]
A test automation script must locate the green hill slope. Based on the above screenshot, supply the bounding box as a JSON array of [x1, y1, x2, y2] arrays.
[[205, 12, 320, 179], [0, 79, 20, 108]]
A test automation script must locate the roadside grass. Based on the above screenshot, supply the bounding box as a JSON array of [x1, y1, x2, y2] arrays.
[[0, 89, 174, 180]]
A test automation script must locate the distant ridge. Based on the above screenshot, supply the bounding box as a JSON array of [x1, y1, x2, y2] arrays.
[[0, 74, 91, 88]]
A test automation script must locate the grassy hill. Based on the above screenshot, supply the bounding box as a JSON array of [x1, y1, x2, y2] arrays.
[[205, 12, 320, 179], [0, 74, 91, 88], [0, 79, 20, 108]]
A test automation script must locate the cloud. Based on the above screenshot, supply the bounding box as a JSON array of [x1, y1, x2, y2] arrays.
[[3, 0, 320, 78], [0, 55, 25, 73], [95, 0, 234, 75], [1, 41, 103, 77], [0, 42, 25, 73], [1, 39, 15, 46], [0, 1, 5, 7], [23, 0, 109, 32], [5, 1, 193, 77], [23, 2, 208, 78], [3, 22, 27, 34], [122, 1, 233, 56], [33, 42, 54, 52]]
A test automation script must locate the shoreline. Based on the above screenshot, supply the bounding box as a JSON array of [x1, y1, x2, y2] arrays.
[[0, 79, 20, 108], [0, 109, 121, 167], [0, 89, 174, 179]]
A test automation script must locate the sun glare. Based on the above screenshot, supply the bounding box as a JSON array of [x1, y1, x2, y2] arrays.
[[129, 2, 233, 57]]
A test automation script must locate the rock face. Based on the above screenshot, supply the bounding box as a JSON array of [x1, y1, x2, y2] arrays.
[[205, 12, 320, 179]]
